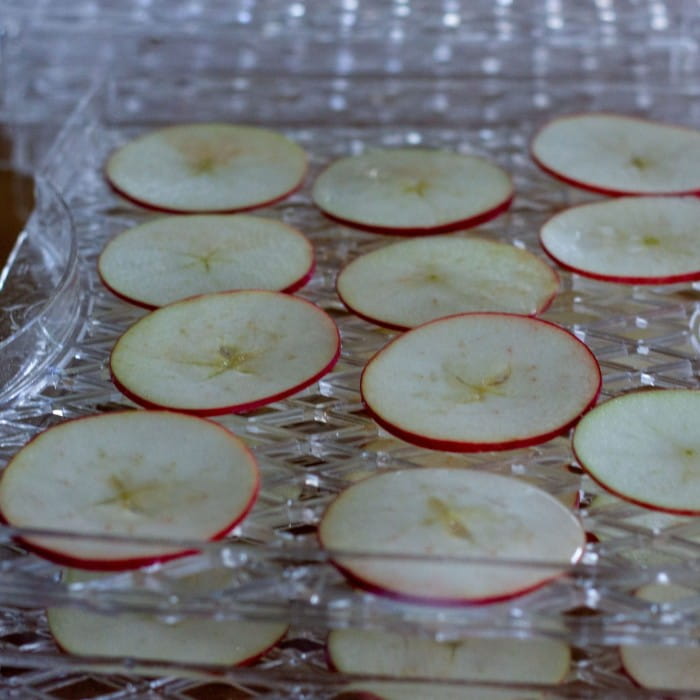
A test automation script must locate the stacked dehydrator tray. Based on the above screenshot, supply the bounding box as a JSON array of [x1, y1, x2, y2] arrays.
[[1, 1, 700, 697]]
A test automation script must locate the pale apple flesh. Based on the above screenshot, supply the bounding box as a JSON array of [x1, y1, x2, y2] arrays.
[[110, 290, 341, 416], [360, 312, 601, 452], [319, 468, 585, 604], [106, 123, 307, 213], [620, 583, 700, 691], [0, 411, 259, 569], [540, 196, 700, 285], [337, 236, 559, 330], [328, 627, 570, 700], [49, 568, 287, 670], [531, 113, 700, 196], [573, 389, 700, 515], [312, 148, 513, 235], [98, 214, 315, 309]]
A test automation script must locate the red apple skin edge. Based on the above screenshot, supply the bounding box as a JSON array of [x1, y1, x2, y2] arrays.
[[0, 412, 260, 571], [324, 644, 392, 700], [317, 552, 583, 608], [538, 207, 700, 286], [208, 627, 289, 668], [616, 635, 695, 695], [540, 241, 700, 286], [1, 492, 255, 572], [571, 445, 700, 518], [318, 462, 587, 607], [336, 269, 560, 332], [109, 297, 341, 416], [323, 639, 564, 699], [104, 154, 308, 215], [110, 344, 339, 418], [51, 625, 289, 670], [318, 192, 514, 237], [569, 489, 583, 511], [98, 260, 317, 311], [530, 112, 700, 197], [361, 403, 596, 454], [325, 641, 341, 672], [359, 312, 602, 453], [324, 646, 387, 700], [618, 649, 647, 693]]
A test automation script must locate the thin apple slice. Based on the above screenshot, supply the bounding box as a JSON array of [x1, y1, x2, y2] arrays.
[[620, 582, 700, 691], [98, 214, 315, 309], [110, 290, 340, 415], [319, 468, 585, 604], [361, 313, 601, 452], [0, 411, 259, 570], [328, 628, 570, 700], [573, 389, 700, 515], [105, 123, 307, 213], [589, 492, 697, 567], [540, 197, 700, 285], [312, 148, 513, 235], [531, 113, 700, 196], [48, 569, 286, 670], [337, 236, 558, 330]]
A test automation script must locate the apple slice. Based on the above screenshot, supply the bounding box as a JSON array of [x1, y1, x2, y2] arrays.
[[48, 568, 287, 670], [110, 290, 340, 415], [589, 492, 698, 567], [98, 214, 315, 309], [328, 628, 570, 700], [337, 236, 558, 330], [105, 123, 307, 213], [0, 411, 259, 570], [620, 582, 700, 691], [573, 389, 700, 515], [312, 148, 513, 235], [319, 468, 585, 604], [540, 196, 700, 285], [531, 113, 700, 196], [361, 313, 601, 452]]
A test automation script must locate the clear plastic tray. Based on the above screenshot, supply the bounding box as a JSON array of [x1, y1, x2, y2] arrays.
[[0, 176, 82, 407], [3, 0, 698, 126], [0, 73, 693, 697], [3, 3, 700, 697]]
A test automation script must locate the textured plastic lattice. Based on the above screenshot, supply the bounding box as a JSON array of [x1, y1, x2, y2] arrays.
[[3, 4, 700, 694]]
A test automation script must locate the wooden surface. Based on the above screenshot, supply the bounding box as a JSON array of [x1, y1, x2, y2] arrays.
[[0, 129, 34, 266]]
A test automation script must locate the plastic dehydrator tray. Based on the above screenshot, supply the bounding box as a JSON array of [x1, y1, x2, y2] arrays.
[[3, 69, 700, 696]]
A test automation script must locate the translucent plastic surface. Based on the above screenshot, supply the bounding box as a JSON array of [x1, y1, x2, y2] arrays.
[[2, 1, 700, 697], [17, 75, 700, 697], [0, 177, 81, 406]]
